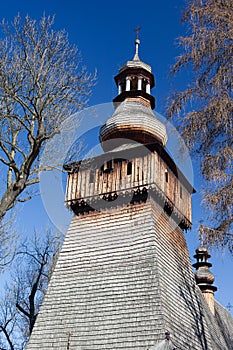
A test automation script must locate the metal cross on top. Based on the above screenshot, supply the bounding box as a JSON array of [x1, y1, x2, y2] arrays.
[[134, 26, 141, 40]]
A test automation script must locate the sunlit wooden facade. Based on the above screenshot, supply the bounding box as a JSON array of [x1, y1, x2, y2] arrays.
[[64, 143, 193, 230]]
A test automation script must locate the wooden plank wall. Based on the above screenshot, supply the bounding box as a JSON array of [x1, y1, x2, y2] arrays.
[[66, 151, 192, 223]]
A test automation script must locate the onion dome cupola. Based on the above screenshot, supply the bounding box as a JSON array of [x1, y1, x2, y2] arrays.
[[193, 245, 217, 315], [100, 30, 168, 152], [193, 246, 217, 289]]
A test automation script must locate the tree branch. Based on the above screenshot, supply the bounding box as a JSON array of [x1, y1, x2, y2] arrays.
[[17, 196, 32, 203], [0, 325, 14, 350], [16, 303, 30, 319]]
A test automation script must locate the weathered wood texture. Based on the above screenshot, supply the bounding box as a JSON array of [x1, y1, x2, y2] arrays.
[[27, 199, 229, 350], [65, 149, 192, 225]]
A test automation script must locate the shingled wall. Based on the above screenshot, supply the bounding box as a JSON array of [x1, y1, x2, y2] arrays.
[[27, 199, 230, 349]]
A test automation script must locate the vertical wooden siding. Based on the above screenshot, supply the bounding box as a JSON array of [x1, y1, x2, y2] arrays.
[[66, 151, 192, 222]]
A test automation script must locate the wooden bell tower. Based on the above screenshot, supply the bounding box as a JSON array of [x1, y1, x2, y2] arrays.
[[64, 34, 193, 229], [28, 37, 220, 350]]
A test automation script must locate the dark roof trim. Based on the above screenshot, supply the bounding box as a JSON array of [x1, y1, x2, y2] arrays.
[[113, 90, 155, 109], [114, 67, 155, 88]]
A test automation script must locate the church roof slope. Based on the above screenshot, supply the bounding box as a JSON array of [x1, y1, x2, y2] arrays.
[[214, 301, 233, 349], [27, 200, 233, 350]]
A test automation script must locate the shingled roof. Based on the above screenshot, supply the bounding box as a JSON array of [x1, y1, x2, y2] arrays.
[[27, 200, 233, 350], [149, 339, 176, 350]]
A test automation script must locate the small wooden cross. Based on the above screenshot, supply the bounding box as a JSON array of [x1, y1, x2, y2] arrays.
[[134, 26, 141, 40]]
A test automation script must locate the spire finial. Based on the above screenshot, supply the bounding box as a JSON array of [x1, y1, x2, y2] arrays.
[[133, 26, 141, 61]]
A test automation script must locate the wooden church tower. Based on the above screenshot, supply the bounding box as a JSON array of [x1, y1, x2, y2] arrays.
[[27, 37, 233, 350]]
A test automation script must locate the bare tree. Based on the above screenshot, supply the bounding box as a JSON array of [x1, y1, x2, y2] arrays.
[[0, 230, 62, 350], [168, 0, 233, 249], [0, 295, 17, 350], [0, 14, 95, 220]]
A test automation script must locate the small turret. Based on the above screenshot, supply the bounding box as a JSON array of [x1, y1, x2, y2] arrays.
[[193, 246, 217, 315]]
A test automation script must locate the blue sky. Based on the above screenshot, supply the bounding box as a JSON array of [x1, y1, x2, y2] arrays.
[[1, 0, 232, 314]]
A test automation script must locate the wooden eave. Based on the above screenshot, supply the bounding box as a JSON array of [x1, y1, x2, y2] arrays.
[[113, 90, 155, 110], [114, 67, 155, 88]]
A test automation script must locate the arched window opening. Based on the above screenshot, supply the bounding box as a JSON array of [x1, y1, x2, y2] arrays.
[[138, 78, 142, 90], [90, 170, 95, 183], [131, 77, 138, 91], [101, 160, 114, 173], [136, 166, 140, 182], [180, 185, 183, 199], [126, 77, 131, 91], [127, 162, 132, 175], [142, 78, 147, 92], [165, 170, 169, 183]]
